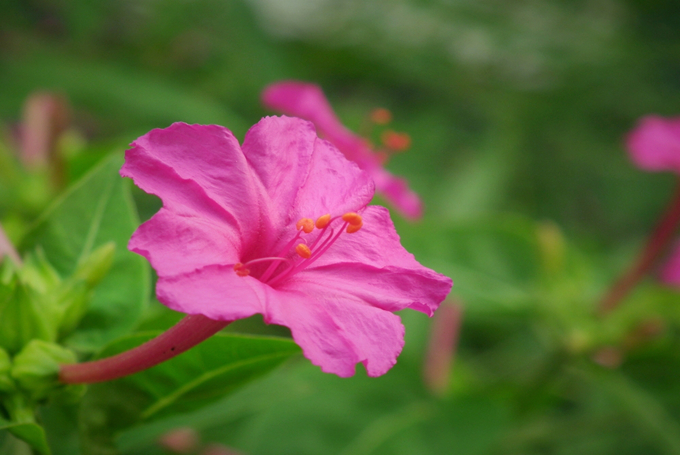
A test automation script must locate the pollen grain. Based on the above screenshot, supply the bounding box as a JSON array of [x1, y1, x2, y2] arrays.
[[295, 243, 312, 259]]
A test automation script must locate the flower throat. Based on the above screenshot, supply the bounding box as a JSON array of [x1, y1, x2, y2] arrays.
[[233, 212, 363, 286]]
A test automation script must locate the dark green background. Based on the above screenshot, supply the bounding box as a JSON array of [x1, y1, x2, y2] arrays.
[[2, 1, 680, 454]]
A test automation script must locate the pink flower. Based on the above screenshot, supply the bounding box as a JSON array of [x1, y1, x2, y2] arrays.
[[262, 81, 424, 219], [121, 116, 452, 377], [660, 241, 680, 287], [626, 115, 680, 173]]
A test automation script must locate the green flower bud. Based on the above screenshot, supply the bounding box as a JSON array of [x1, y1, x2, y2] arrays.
[[73, 242, 115, 288], [10, 340, 77, 401], [0, 346, 15, 392], [19, 248, 61, 292], [0, 267, 59, 354], [59, 242, 115, 337]]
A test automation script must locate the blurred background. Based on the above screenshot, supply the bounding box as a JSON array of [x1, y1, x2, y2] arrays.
[[2, 0, 680, 454]]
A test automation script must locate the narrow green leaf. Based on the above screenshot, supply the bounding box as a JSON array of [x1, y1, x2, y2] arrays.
[[0, 414, 51, 455], [21, 154, 150, 352], [79, 332, 300, 454]]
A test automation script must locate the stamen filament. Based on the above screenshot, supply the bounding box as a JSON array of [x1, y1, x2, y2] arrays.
[[271, 223, 348, 287], [302, 222, 349, 270], [259, 231, 303, 281], [308, 226, 335, 252], [242, 257, 290, 268]]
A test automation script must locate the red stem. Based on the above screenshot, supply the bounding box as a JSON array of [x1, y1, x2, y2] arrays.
[[599, 179, 680, 314], [0, 222, 22, 266], [59, 314, 230, 384], [423, 301, 463, 395]]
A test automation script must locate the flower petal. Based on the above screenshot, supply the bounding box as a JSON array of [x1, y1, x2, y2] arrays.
[[268, 289, 405, 377], [241, 116, 374, 225], [288, 262, 449, 317], [129, 208, 240, 277], [627, 116, 680, 174], [262, 82, 348, 147], [371, 166, 424, 219], [294, 136, 374, 219], [156, 264, 274, 321], [263, 82, 423, 219], [121, 123, 273, 251], [304, 206, 452, 316]]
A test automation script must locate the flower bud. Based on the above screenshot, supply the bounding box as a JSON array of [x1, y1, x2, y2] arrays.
[[72, 242, 115, 288], [11, 340, 77, 401], [58, 242, 115, 337], [0, 260, 58, 354]]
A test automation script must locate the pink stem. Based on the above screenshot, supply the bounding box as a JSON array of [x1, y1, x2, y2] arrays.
[[599, 179, 680, 314], [423, 301, 463, 395], [59, 314, 230, 384], [0, 222, 22, 266]]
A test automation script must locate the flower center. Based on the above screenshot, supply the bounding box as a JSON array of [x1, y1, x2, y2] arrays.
[[232, 212, 363, 286]]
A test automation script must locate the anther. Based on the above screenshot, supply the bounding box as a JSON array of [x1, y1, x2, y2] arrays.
[[296, 218, 314, 234], [371, 108, 392, 125], [295, 243, 312, 259], [342, 212, 363, 226], [381, 130, 411, 152], [315, 214, 331, 229], [346, 221, 363, 234], [233, 263, 250, 277]]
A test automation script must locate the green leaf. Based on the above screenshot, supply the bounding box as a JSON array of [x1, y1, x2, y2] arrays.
[[20, 154, 150, 352], [395, 214, 543, 315], [79, 332, 300, 454], [0, 414, 51, 455]]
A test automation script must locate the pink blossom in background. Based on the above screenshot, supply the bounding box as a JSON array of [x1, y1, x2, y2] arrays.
[[660, 241, 680, 287], [625, 115, 680, 290], [121, 117, 452, 377], [0, 223, 21, 266], [262, 81, 424, 219], [626, 115, 680, 174], [158, 427, 200, 454]]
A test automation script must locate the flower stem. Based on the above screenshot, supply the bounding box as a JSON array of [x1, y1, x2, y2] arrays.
[[0, 222, 22, 266], [599, 179, 680, 314], [59, 314, 230, 384]]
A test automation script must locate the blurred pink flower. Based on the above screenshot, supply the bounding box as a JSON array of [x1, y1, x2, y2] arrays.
[[626, 115, 680, 173], [262, 81, 424, 219], [121, 117, 452, 377], [660, 241, 680, 287], [158, 427, 200, 454], [0, 223, 21, 266], [624, 115, 680, 292]]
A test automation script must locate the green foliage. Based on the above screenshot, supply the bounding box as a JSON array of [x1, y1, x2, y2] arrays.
[[79, 332, 301, 454], [1, 0, 680, 454], [0, 413, 51, 455], [10, 340, 79, 402], [0, 348, 13, 393], [21, 155, 150, 352], [0, 244, 115, 355]]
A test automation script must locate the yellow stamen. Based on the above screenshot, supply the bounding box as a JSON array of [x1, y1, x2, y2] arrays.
[[346, 221, 363, 234], [381, 130, 411, 152], [233, 263, 250, 277], [370, 107, 392, 125], [315, 214, 331, 229], [295, 243, 312, 259], [296, 218, 314, 234], [342, 212, 363, 226]]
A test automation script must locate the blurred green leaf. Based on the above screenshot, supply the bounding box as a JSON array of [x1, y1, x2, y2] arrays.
[[0, 414, 51, 455], [79, 331, 300, 454], [21, 154, 149, 352], [396, 215, 543, 315], [0, 52, 248, 138]]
